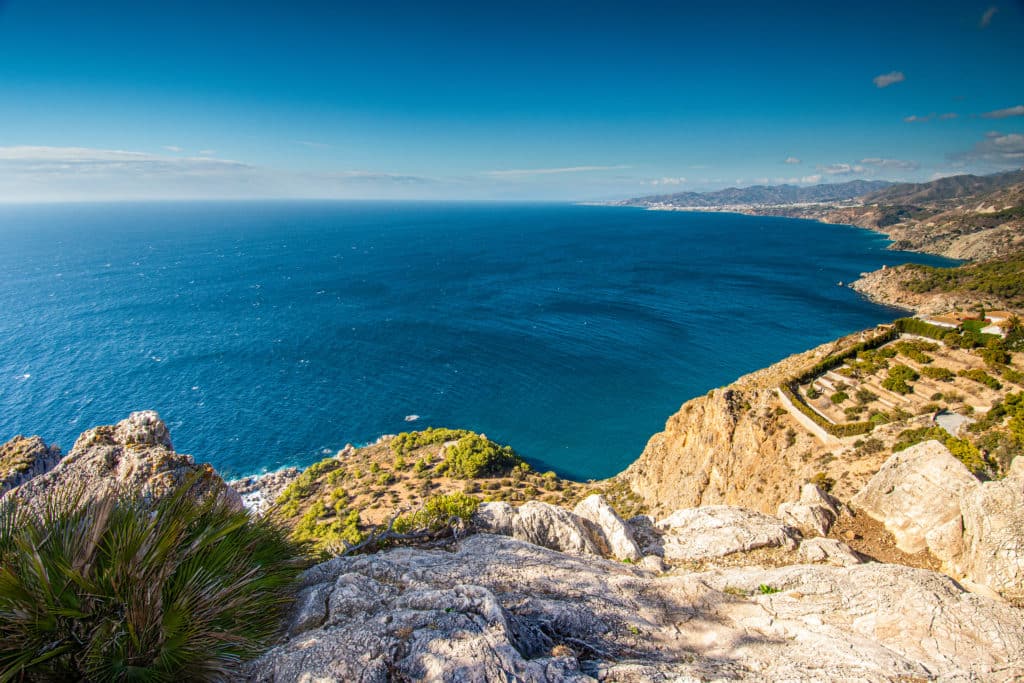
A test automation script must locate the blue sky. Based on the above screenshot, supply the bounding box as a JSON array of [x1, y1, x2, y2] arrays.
[[0, 0, 1021, 200]]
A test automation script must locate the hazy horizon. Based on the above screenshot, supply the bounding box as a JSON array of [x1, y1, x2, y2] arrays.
[[1, 0, 1022, 202]]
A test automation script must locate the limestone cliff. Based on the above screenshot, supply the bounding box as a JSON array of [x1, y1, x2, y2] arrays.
[[620, 331, 895, 516]]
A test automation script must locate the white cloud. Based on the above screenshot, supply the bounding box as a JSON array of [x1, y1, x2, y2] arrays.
[[982, 105, 1024, 119], [784, 156, 801, 165], [648, 176, 687, 186], [819, 163, 865, 175], [0, 146, 436, 201], [800, 174, 822, 184], [162, 145, 183, 153], [904, 112, 958, 123], [980, 6, 998, 28], [297, 140, 333, 149], [859, 157, 919, 171], [950, 131, 1024, 165], [198, 149, 216, 155], [484, 165, 630, 177], [873, 71, 905, 88]]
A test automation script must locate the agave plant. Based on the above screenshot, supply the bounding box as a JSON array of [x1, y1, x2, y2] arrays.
[[0, 479, 304, 682]]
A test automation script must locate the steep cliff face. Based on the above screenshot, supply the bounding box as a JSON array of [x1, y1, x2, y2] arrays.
[[619, 329, 909, 517], [622, 387, 816, 516]]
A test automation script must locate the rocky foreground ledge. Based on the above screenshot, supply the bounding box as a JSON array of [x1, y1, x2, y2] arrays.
[[4, 412, 1024, 681]]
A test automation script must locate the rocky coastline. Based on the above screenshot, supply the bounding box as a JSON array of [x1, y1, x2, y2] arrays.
[[5, 310, 1024, 681]]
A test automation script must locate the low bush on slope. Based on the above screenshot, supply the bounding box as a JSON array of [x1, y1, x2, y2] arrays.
[[0, 480, 304, 682]]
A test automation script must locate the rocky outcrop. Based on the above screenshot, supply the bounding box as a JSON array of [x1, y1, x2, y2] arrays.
[[621, 387, 815, 517], [655, 505, 801, 562], [0, 435, 62, 496], [777, 483, 842, 537], [851, 264, 1018, 316], [957, 457, 1024, 603], [241, 533, 1024, 682], [851, 440, 980, 555], [571, 495, 642, 561], [853, 440, 1024, 603], [474, 501, 607, 556], [797, 537, 864, 566], [1, 411, 241, 511], [230, 467, 301, 514]]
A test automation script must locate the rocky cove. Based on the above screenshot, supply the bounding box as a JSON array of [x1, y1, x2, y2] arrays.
[[4, 317, 1024, 681]]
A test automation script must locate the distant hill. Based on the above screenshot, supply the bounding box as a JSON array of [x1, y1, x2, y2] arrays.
[[622, 180, 893, 208], [863, 169, 1024, 205]]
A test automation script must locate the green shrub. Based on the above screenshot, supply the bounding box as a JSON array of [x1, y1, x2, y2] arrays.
[[440, 434, 522, 478], [893, 341, 934, 364], [958, 368, 1002, 390], [0, 484, 303, 681], [979, 340, 1011, 367], [391, 428, 472, 456], [292, 504, 362, 551], [809, 472, 835, 492], [920, 366, 954, 382], [893, 427, 990, 475], [855, 388, 878, 404], [805, 386, 820, 399], [392, 492, 481, 534], [830, 391, 849, 405], [882, 364, 919, 394]]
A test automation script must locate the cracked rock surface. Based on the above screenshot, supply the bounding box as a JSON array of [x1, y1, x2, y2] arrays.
[[240, 534, 1024, 682]]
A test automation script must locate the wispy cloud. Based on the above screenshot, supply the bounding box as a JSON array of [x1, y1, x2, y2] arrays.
[[646, 176, 687, 186], [981, 104, 1024, 119], [296, 140, 333, 149], [950, 131, 1024, 165], [979, 6, 998, 28], [860, 157, 919, 171], [0, 146, 436, 201], [162, 145, 183, 153], [484, 164, 630, 177], [819, 162, 864, 176], [873, 71, 905, 88], [904, 112, 958, 123], [198, 149, 216, 155], [784, 156, 801, 165]]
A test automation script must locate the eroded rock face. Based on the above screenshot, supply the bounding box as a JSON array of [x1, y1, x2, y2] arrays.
[[2, 411, 241, 511], [958, 458, 1024, 604], [474, 501, 606, 556], [0, 435, 62, 496], [851, 440, 980, 555], [777, 483, 842, 537], [655, 505, 801, 562], [850, 441, 1024, 602], [240, 534, 1024, 682], [572, 495, 642, 561]]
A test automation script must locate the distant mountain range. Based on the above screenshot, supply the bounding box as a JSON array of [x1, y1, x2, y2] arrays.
[[861, 169, 1024, 205], [619, 179, 894, 208]]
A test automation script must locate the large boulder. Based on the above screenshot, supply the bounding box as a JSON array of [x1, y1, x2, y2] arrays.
[[851, 440, 979, 555], [777, 483, 842, 537], [655, 505, 801, 562], [957, 457, 1024, 603], [3, 411, 241, 511], [240, 533, 1024, 682], [473, 501, 606, 556], [572, 494, 642, 561], [0, 435, 62, 496]]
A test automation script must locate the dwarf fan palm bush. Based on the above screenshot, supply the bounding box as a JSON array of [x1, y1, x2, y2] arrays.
[[0, 480, 304, 682]]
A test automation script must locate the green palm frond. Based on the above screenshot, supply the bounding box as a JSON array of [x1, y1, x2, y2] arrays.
[[0, 474, 305, 682]]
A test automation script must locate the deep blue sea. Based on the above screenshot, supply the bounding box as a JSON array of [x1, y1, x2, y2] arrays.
[[0, 202, 953, 480]]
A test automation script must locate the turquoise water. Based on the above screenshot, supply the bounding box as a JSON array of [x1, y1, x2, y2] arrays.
[[0, 202, 953, 480]]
